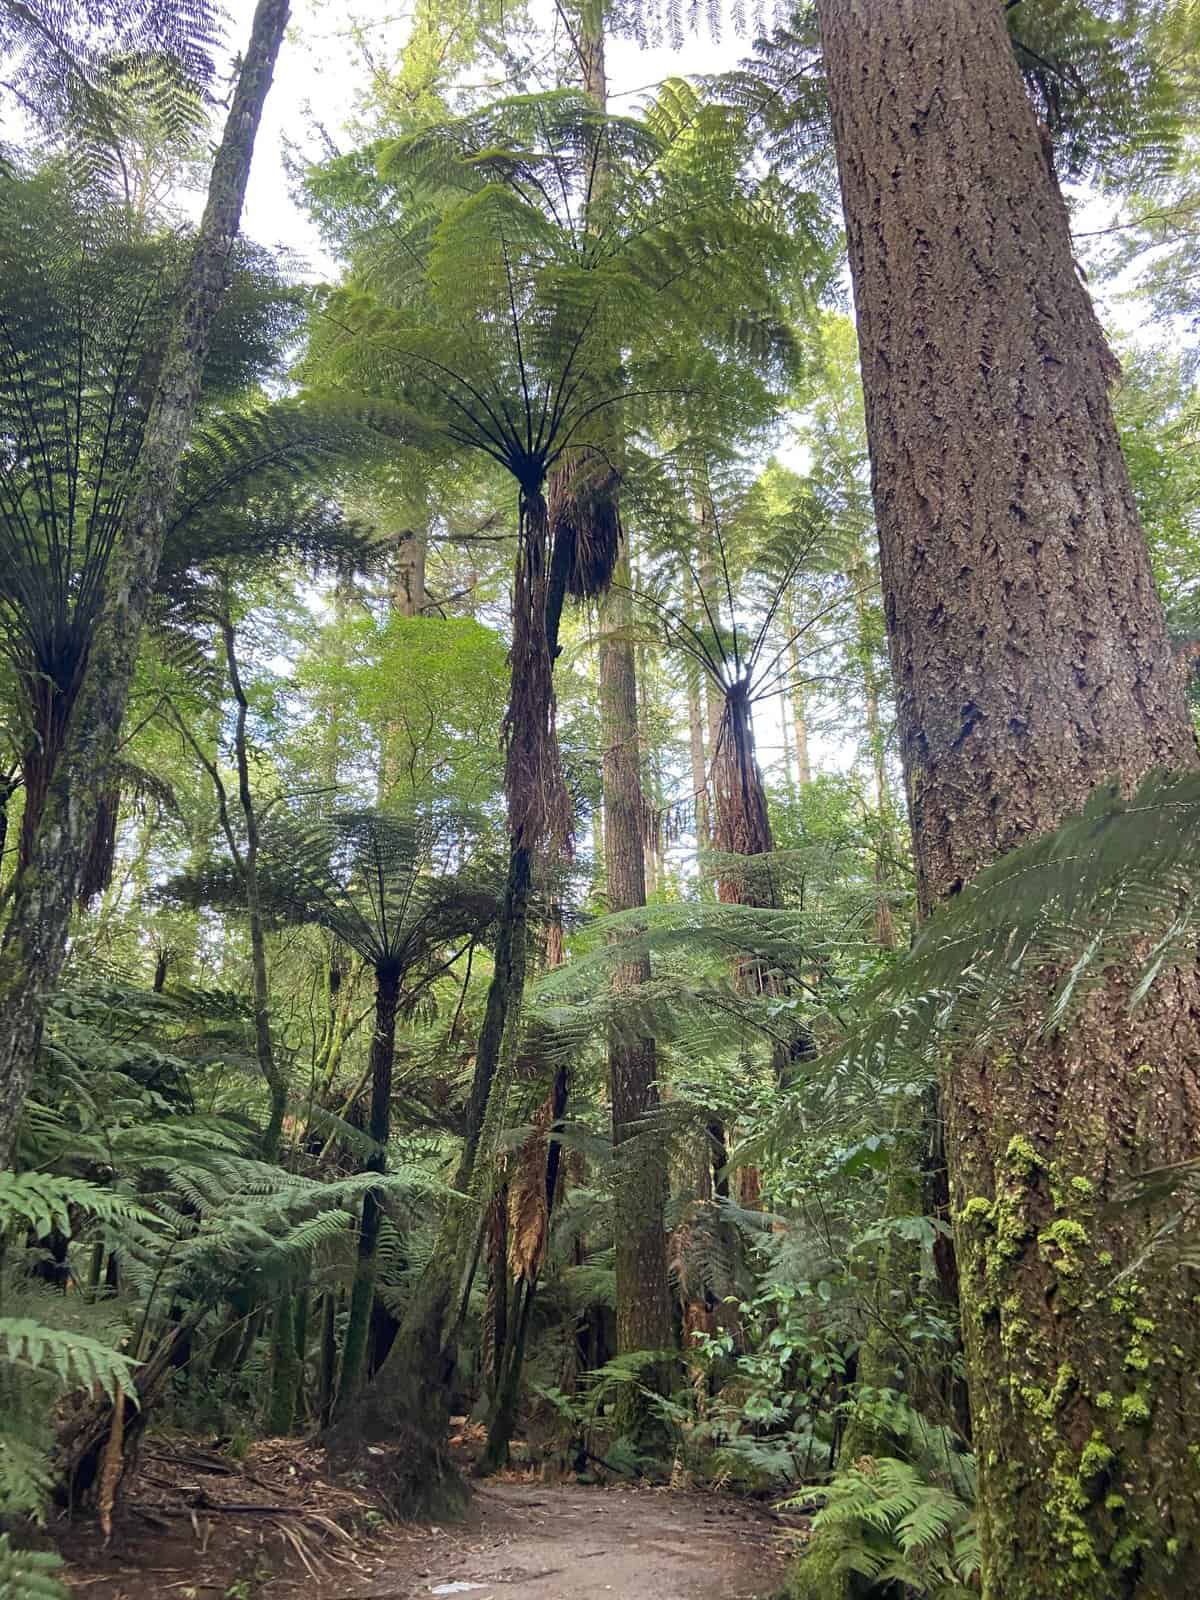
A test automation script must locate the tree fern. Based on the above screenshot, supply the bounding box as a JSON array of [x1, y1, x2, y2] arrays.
[[785, 1456, 979, 1600]]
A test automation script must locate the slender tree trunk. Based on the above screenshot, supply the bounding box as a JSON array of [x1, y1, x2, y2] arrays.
[[788, 619, 813, 789], [480, 1061, 570, 1473], [0, 0, 290, 1171], [223, 616, 287, 1160], [580, 9, 673, 1419], [393, 527, 427, 618], [817, 1, 1200, 1592], [266, 1291, 300, 1435], [350, 487, 560, 1512], [379, 526, 429, 798], [686, 578, 711, 847], [851, 556, 897, 950], [600, 547, 674, 1398], [338, 964, 400, 1411]]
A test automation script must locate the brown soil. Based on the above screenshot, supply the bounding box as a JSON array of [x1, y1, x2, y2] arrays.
[[312, 1480, 794, 1600], [56, 1440, 800, 1600]]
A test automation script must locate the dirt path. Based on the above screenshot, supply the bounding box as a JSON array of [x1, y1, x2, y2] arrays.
[[315, 1482, 793, 1600]]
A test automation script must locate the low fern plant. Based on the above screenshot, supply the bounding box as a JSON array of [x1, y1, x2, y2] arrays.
[[0, 1169, 141, 1600], [0, 1533, 65, 1599], [783, 1455, 980, 1600]]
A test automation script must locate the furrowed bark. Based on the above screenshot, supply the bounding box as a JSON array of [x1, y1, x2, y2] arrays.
[[580, 18, 672, 1414], [0, 0, 290, 1171], [816, 0, 1200, 1592], [600, 548, 674, 1408]]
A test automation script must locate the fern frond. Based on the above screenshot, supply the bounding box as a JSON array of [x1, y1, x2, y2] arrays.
[[0, 1532, 65, 1599], [0, 1319, 138, 1400], [0, 1172, 153, 1238]]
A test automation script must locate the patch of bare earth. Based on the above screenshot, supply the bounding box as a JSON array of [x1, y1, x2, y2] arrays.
[[298, 1481, 793, 1600], [56, 1441, 799, 1600]]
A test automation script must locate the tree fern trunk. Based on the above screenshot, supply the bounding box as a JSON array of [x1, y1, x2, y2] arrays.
[[817, 0, 1200, 1591], [0, 0, 290, 1170], [337, 964, 400, 1411]]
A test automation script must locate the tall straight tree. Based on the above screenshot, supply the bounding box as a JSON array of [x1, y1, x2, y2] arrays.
[[815, 0, 1200, 1594], [574, 6, 674, 1418], [0, 0, 290, 1170]]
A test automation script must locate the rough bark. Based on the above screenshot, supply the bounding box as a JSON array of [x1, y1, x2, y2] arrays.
[[600, 549, 673, 1387], [685, 638, 710, 845], [479, 1061, 570, 1473], [816, 0, 1200, 1592], [393, 527, 427, 618], [0, 0, 290, 1171], [582, 10, 673, 1409]]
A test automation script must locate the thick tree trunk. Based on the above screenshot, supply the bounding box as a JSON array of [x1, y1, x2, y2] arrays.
[[0, 0, 290, 1171], [817, 1, 1200, 1593], [600, 549, 673, 1396]]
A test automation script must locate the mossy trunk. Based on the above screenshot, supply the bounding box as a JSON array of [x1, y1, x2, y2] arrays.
[[0, 0, 290, 1171], [818, 0, 1200, 1591], [266, 1291, 300, 1436], [337, 965, 400, 1412]]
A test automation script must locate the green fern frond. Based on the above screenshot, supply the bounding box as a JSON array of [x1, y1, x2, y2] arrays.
[[0, 1432, 54, 1520], [0, 1532, 65, 1600], [0, 1319, 138, 1400], [0, 1172, 153, 1238]]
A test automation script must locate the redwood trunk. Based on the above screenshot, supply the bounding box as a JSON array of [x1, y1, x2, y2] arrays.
[[0, 0, 290, 1170], [817, 0, 1200, 1592]]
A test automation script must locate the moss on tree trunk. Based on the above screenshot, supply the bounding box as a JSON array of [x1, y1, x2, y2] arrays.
[[0, 0, 291, 1170], [816, 0, 1200, 1591]]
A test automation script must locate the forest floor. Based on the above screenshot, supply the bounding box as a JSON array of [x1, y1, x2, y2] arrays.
[[56, 1435, 801, 1600]]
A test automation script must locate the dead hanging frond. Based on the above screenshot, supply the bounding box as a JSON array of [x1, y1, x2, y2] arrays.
[[78, 786, 121, 906], [78, 759, 180, 905], [549, 452, 623, 603], [507, 1094, 555, 1281], [503, 488, 572, 853]]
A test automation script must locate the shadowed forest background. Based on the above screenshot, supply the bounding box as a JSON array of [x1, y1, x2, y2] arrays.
[[1, 1, 1199, 1597]]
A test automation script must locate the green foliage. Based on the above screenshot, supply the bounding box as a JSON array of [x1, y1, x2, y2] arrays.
[[0, 1318, 137, 1399], [785, 1456, 979, 1600], [306, 84, 819, 496], [162, 808, 499, 972], [0, 1171, 152, 1237], [0, 1533, 65, 1600]]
